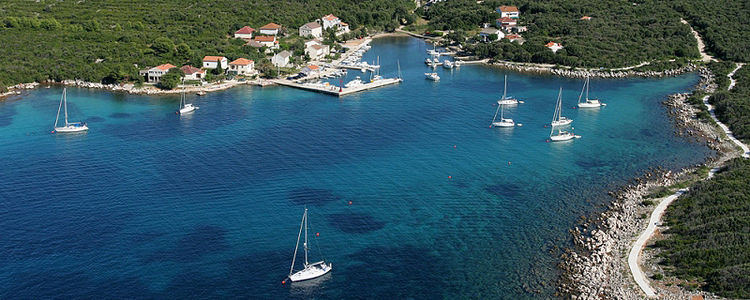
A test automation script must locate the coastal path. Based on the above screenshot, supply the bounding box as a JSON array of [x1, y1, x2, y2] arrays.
[[681, 18, 717, 63], [628, 63, 749, 298]]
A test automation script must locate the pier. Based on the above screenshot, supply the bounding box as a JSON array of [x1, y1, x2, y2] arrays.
[[272, 78, 401, 97]]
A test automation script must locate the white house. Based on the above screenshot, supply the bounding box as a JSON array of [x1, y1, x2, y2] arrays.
[[546, 42, 564, 53], [321, 14, 340, 30], [146, 63, 176, 83], [300, 65, 320, 76], [254, 35, 279, 50], [228, 58, 255, 75], [479, 27, 505, 42], [299, 22, 322, 38], [202, 56, 228, 69], [180, 65, 206, 81], [305, 40, 330, 60], [496, 6, 519, 19], [259, 23, 282, 35], [234, 26, 255, 39], [272, 50, 292, 68], [496, 17, 517, 30], [336, 22, 350, 35]]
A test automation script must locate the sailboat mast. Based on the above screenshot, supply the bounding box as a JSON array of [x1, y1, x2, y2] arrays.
[[304, 208, 309, 266], [397, 60, 402, 79], [578, 79, 586, 104], [585, 77, 590, 100], [289, 210, 305, 277], [491, 103, 501, 125], [500, 103, 505, 119], [54, 89, 64, 128], [502, 75, 508, 99], [63, 88, 69, 125]]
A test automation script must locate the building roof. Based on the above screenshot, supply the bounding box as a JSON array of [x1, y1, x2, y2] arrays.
[[255, 35, 276, 42], [246, 40, 263, 48], [153, 63, 176, 71], [307, 65, 320, 70], [310, 44, 323, 50], [302, 22, 321, 29], [498, 5, 519, 12], [506, 34, 522, 39], [580, 16, 592, 20], [180, 65, 204, 75], [498, 17, 516, 23], [203, 56, 226, 62], [235, 26, 255, 34], [322, 14, 339, 21], [480, 27, 501, 34], [229, 58, 254, 65], [260, 22, 282, 30], [340, 22, 348, 26], [275, 50, 292, 58], [545, 42, 561, 47]]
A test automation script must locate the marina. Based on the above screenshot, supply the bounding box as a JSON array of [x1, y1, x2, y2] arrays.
[[272, 77, 402, 96]]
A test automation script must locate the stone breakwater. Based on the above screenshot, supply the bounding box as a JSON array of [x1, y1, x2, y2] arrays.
[[557, 67, 734, 299], [488, 62, 697, 79]]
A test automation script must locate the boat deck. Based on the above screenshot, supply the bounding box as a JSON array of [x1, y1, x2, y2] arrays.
[[272, 78, 401, 97]]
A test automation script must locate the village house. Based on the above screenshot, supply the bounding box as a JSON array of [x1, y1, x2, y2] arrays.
[[245, 40, 264, 48], [546, 42, 564, 53], [254, 35, 279, 49], [259, 23, 282, 35], [479, 27, 505, 42], [143, 63, 176, 83], [496, 17, 517, 31], [180, 65, 206, 81], [505, 34, 523, 43], [511, 26, 528, 33], [321, 14, 350, 35], [300, 65, 320, 76], [272, 50, 292, 67], [304, 40, 330, 60], [299, 22, 322, 38], [228, 58, 255, 76], [202, 56, 228, 69], [496, 6, 519, 19], [234, 26, 255, 39]]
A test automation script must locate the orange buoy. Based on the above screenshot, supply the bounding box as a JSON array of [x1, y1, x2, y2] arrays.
[[348, 201, 352, 205], [448, 175, 452, 179], [282, 280, 286, 285], [316, 232, 320, 237]]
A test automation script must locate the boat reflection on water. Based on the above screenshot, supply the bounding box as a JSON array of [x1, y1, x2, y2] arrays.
[[288, 272, 332, 298]]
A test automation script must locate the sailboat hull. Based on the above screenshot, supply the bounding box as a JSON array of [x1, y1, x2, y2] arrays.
[[492, 120, 515, 127], [497, 99, 518, 105], [289, 261, 332, 282], [578, 99, 604, 108], [179, 106, 198, 114], [55, 124, 88, 133], [550, 134, 580, 141], [551, 119, 573, 126]]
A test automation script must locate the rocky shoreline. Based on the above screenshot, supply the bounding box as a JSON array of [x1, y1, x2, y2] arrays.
[[486, 61, 697, 79], [556, 67, 737, 299]]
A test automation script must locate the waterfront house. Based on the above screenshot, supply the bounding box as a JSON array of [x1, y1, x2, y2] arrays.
[[321, 14, 340, 30], [496, 17, 517, 30], [180, 65, 206, 81], [300, 65, 320, 76], [545, 42, 564, 53], [305, 40, 330, 60], [259, 23, 282, 35], [254, 35, 279, 49], [228, 58, 255, 76], [145, 63, 176, 83], [299, 22, 322, 38], [234, 26, 255, 39], [272, 50, 292, 68], [496, 6, 519, 19], [202, 56, 228, 69], [479, 27, 505, 42], [337, 22, 350, 35]]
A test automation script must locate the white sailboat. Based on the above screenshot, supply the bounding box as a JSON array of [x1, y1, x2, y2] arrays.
[[549, 89, 580, 141], [396, 60, 404, 82], [443, 60, 454, 69], [425, 72, 440, 81], [551, 87, 573, 127], [491, 100, 515, 127], [178, 92, 198, 114], [286, 208, 332, 283], [577, 76, 606, 108], [53, 88, 88, 133], [499, 75, 519, 105]]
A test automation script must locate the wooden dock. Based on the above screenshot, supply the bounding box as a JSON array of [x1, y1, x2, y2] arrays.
[[272, 78, 402, 97]]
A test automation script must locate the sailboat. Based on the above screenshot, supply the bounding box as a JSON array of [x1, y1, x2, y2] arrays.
[[397, 60, 404, 82], [491, 99, 515, 127], [286, 208, 332, 282], [425, 72, 440, 81], [577, 76, 606, 108], [499, 75, 519, 105], [551, 87, 573, 127], [178, 92, 198, 114], [549, 89, 580, 141], [53, 88, 88, 133]]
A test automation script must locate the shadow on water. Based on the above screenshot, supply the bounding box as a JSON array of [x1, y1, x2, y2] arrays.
[[2, 271, 150, 299], [288, 187, 342, 206], [0, 104, 16, 127], [85, 116, 106, 123], [143, 225, 228, 263], [109, 112, 132, 119], [327, 212, 386, 234], [485, 182, 523, 198]]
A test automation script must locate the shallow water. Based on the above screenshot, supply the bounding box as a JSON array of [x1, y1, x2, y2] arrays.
[[0, 37, 711, 298]]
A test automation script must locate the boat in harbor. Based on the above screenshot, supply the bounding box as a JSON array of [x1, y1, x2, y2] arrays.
[[53, 88, 88, 133], [443, 60, 454, 69], [577, 76, 606, 108], [196, 91, 207, 96], [549, 128, 580, 141], [491, 99, 515, 127], [178, 92, 198, 114], [425, 72, 440, 81], [499, 75, 519, 105], [345, 76, 364, 88], [285, 208, 332, 283], [550, 88, 573, 127]]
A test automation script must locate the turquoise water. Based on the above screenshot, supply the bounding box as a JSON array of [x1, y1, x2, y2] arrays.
[[0, 37, 711, 298]]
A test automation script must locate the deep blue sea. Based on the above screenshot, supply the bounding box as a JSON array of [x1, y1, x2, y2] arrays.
[[0, 37, 711, 299]]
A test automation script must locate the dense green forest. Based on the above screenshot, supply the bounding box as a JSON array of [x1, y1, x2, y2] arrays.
[[672, 0, 750, 62], [710, 64, 750, 143], [420, 0, 701, 68], [656, 158, 750, 298], [0, 0, 415, 88]]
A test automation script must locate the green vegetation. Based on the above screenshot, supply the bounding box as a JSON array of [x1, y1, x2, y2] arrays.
[[710, 64, 750, 143], [0, 0, 415, 86], [672, 0, 750, 62], [656, 158, 750, 298]]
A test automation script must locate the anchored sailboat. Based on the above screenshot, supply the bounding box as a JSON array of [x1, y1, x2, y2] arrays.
[[491, 100, 515, 127], [499, 75, 519, 105], [53, 88, 88, 133], [286, 208, 332, 283], [577, 76, 606, 108], [549, 89, 580, 142], [178, 92, 198, 114], [551, 87, 573, 127], [425, 72, 440, 81]]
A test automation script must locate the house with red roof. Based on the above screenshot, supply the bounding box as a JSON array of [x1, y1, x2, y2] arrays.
[[580, 16, 592, 21], [496, 17, 517, 30], [228, 58, 255, 76], [180, 65, 206, 81], [259, 23, 282, 35], [545, 42, 563, 53], [254, 35, 279, 50], [146, 63, 176, 83], [202, 56, 228, 69], [505, 34, 523, 43], [234, 26, 255, 39], [496, 6, 519, 19], [299, 22, 322, 38], [321, 14, 340, 30]]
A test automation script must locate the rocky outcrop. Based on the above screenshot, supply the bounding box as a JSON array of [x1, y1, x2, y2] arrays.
[[488, 62, 697, 79]]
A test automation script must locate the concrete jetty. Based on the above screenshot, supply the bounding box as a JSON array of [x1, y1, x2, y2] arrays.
[[272, 78, 401, 97]]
